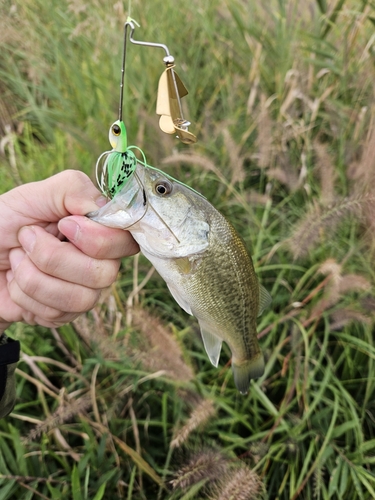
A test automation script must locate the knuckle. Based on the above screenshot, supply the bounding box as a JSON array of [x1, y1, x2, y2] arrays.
[[86, 258, 119, 288], [83, 289, 101, 311], [61, 169, 91, 187], [97, 261, 120, 288], [14, 262, 41, 297], [41, 307, 63, 321], [22, 312, 37, 325], [34, 244, 59, 274], [34, 315, 76, 328], [64, 287, 100, 313], [88, 235, 108, 259]]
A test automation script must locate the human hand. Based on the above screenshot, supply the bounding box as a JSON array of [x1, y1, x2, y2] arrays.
[[0, 170, 139, 332]]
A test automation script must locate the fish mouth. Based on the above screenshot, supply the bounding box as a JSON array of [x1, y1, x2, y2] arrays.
[[87, 170, 147, 229]]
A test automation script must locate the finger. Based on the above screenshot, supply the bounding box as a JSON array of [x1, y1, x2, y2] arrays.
[[9, 247, 101, 313], [0, 170, 107, 231], [58, 215, 140, 259], [0, 272, 24, 326], [8, 292, 80, 328], [1, 267, 81, 329], [18, 225, 121, 288], [32, 314, 81, 328], [6, 268, 81, 326]]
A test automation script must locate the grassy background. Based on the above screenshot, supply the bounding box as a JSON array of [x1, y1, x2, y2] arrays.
[[1, 0, 375, 498]]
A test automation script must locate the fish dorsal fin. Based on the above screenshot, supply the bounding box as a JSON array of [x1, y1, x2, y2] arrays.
[[199, 326, 222, 367], [258, 284, 272, 317]]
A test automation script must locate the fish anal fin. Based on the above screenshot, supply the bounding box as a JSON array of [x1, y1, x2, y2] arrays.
[[258, 284, 272, 317], [199, 326, 222, 367], [232, 355, 265, 395]]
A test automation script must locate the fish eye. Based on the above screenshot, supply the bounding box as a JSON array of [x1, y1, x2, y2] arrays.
[[112, 124, 121, 136], [154, 180, 172, 196]]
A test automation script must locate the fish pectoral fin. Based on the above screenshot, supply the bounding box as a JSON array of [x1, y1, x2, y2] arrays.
[[258, 284, 272, 317], [199, 326, 222, 367], [174, 257, 193, 274]]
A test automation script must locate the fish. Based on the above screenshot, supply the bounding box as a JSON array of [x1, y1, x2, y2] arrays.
[[87, 163, 271, 394]]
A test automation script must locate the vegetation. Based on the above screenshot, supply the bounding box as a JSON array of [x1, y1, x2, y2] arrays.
[[1, 0, 375, 498]]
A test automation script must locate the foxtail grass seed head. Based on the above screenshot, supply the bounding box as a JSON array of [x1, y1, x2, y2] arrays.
[[313, 140, 336, 205], [171, 399, 215, 448], [287, 197, 366, 260], [171, 448, 229, 491], [131, 307, 194, 382], [213, 466, 263, 500], [255, 93, 273, 169]]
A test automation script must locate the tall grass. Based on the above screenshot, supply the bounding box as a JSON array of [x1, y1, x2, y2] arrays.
[[1, 0, 375, 498]]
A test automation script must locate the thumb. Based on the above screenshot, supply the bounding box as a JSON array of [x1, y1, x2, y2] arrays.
[[1, 170, 107, 225]]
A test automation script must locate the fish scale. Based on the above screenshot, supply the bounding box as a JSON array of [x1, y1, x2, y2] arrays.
[[175, 215, 260, 356], [88, 163, 271, 394]]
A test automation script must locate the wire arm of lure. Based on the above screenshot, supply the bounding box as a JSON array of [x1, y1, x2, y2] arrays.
[[127, 20, 171, 58], [120, 18, 171, 122], [121, 18, 196, 144]]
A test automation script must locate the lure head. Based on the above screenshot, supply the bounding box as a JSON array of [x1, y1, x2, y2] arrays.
[[109, 120, 128, 152]]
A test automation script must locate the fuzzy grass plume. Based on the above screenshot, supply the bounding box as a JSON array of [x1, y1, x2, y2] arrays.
[[1, 1, 375, 499], [213, 466, 263, 500], [171, 398, 215, 448], [131, 307, 194, 382], [171, 448, 229, 491]]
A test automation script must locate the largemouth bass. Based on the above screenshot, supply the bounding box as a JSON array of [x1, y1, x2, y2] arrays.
[[88, 164, 271, 394]]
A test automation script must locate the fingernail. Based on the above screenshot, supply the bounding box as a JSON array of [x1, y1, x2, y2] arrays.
[[9, 248, 25, 272], [18, 226, 36, 254], [58, 218, 80, 242], [96, 195, 108, 207]]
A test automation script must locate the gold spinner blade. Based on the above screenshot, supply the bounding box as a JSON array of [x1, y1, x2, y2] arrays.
[[156, 56, 196, 145]]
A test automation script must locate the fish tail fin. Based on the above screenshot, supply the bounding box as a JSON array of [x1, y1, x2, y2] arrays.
[[232, 355, 265, 395]]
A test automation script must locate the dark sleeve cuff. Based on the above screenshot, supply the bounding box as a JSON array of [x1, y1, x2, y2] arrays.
[[0, 336, 20, 366], [0, 335, 20, 418]]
